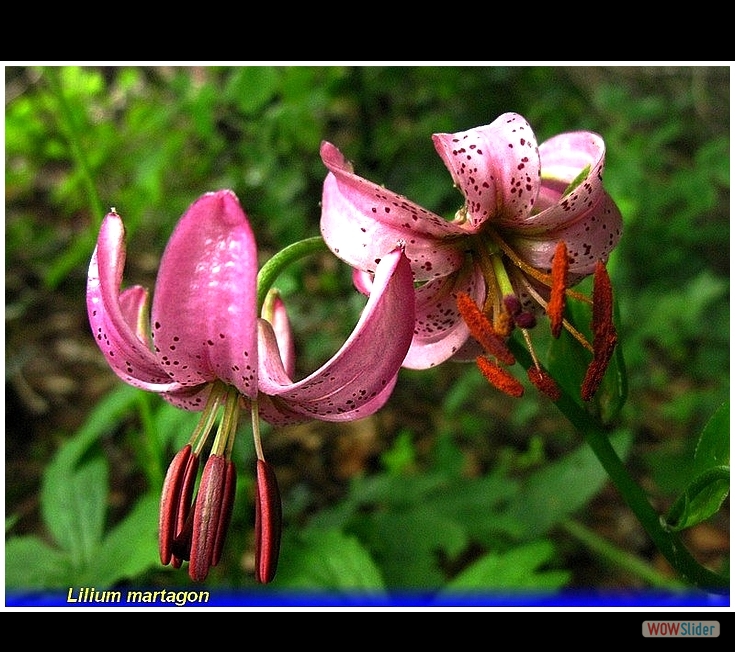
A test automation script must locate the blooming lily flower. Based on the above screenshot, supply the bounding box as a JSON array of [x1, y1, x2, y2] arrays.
[[320, 112, 623, 401], [87, 190, 415, 582]]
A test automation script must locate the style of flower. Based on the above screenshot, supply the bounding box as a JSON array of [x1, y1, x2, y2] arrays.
[[87, 190, 415, 582], [320, 112, 623, 401]]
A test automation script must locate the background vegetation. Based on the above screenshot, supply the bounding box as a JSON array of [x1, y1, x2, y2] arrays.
[[4, 65, 729, 604]]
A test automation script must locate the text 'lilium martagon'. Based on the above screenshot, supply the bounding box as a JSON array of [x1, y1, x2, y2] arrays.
[[87, 189, 415, 582], [320, 112, 623, 402]]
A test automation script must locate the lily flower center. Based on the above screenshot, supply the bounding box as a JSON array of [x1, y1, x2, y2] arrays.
[[457, 221, 616, 403]]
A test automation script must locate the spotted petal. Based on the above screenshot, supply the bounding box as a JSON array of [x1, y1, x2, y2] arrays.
[[257, 247, 414, 424], [261, 292, 296, 379], [506, 132, 623, 274], [320, 141, 467, 282], [87, 212, 183, 393], [150, 190, 259, 398], [404, 262, 486, 369], [432, 112, 541, 229]]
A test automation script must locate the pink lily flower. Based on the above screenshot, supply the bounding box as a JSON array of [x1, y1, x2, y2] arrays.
[[320, 112, 623, 400], [256, 247, 414, 426], [87, 190, 415, 582]]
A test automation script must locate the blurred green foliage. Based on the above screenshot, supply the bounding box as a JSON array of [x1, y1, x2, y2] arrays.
[[4, 65, 729, 600]]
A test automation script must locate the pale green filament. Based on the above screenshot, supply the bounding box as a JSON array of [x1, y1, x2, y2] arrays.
[[211, 387, 240, 457], [188, 381, 226, 455]]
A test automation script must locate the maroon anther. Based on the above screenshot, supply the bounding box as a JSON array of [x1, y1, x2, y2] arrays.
[[170, 451, 200, 566], [254, 459, 282, 584], [159, 445, 199, 566], [211, 459, 237, 567], [189, 454, 228, 582]]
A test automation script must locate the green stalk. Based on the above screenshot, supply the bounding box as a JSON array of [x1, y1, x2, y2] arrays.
[[256, 236, 329, 311], [509, 340, 728, 594], [560, 519, 687, 590]]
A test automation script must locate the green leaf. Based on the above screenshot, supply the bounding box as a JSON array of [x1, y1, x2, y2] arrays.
[[226, 67, 281, 115], [505, 430, 633, 537], [4, 536, 74, 589], [367, 508, 467, 588], [39, 384, 141, 567], [41, 457, 108, 571], [664, 467, 729, 532], [665, 402, 730, 531], [443, 539, 571, 591], [381, 428, 417, 474], [273, 527, 386, 591], [424, 473, 523, 543], [693, 401, 730, 476], [86, 493, 161, 586]]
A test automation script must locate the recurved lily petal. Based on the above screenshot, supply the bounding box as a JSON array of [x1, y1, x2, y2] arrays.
[[118, 286, 152, 345], [505, 130, 623, 274], [150, 190, 259, 399], [261, 292, 296, 379], [403, 262, 486, 369], [87, 212, 185, 393], [508, 192, 623, 274], [257, 246, 415, 423], [432, 112, 541, 229], [320, 141, 467, 282], [353, 253, 486, 369]]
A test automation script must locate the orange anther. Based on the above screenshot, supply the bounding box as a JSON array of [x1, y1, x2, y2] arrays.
[[581, 261, 618, 401], [547, 241, 569, 338], [475, 356, 524, 398], [457, 292, 515, 365]]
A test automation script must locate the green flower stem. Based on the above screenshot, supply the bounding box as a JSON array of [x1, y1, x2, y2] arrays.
[[256, 236, 329, 311], [560, 519, 687, 590], [509, 340, 728, 594]]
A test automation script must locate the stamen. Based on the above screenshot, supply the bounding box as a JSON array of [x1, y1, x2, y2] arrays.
[[170, 452, 200, 566], [211, 459, 237, 567], [513, 311, 536, 329], [494, 311, 514, 338], [547, 241, 569, 338], [475, 356, 524, 398], [255, 459, 283, 584], [581, 261, 618, 401], [456, 292, 515, 365], [527, 366, 561, 401], [189, 454, 227, 582], [503, 294, 522, 317], [159, 444, 194, 566], [517, 271, 594, 354], [591, 261, 615, 342], [503, 294, 536, 328], [489, 229, 589, 304]]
